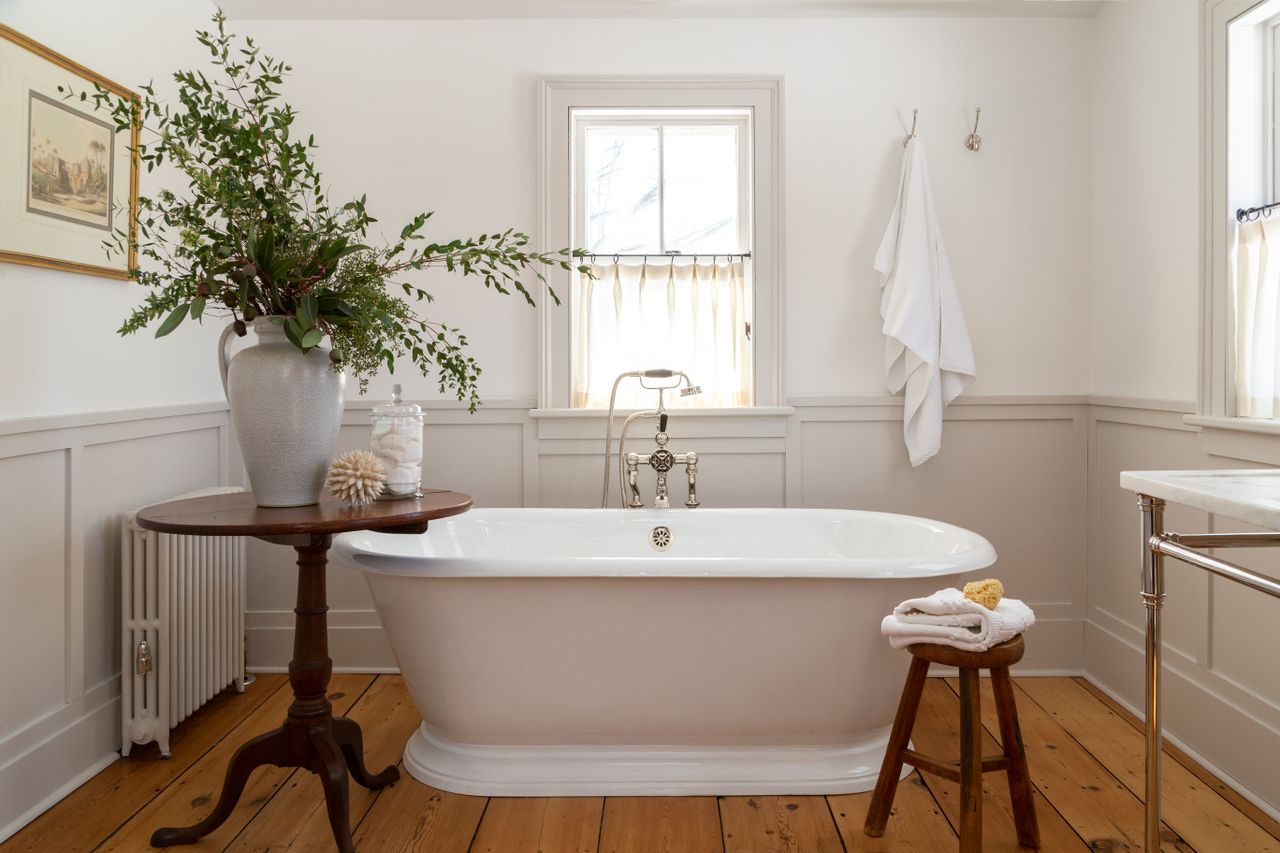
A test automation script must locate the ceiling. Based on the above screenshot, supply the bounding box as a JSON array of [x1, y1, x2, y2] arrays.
[[217, 0, 1108, 21]]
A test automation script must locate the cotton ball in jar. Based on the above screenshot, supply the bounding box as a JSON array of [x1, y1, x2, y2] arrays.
[[369, 384, 424, 497]]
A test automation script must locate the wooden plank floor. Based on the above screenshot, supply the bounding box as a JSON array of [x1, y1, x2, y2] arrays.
[[6, 675, 1278, 852]]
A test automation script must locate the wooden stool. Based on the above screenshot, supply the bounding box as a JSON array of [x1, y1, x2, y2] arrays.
[[863, 634, 1039, 852]]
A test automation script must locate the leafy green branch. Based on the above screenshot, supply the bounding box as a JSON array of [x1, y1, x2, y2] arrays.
[[66, 9, 588, 410]]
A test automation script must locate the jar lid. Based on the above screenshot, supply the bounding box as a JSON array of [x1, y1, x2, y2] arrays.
[[371, 384, 422, 417]]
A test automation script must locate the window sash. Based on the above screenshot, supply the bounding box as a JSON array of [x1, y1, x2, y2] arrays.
[[571, 113, 751, 257]]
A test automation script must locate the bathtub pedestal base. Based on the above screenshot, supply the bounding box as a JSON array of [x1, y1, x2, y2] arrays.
[[403, 722, 909, 796], [151, 537, 400, 853]]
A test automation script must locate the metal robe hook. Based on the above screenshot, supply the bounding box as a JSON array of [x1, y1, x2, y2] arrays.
[[965, 107, 983, 152], [903, 108, 919, 147]]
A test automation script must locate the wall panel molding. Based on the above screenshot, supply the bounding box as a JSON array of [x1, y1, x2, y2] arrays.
[[1085, 398, 1280, 815], [0, 403, 231, 843]]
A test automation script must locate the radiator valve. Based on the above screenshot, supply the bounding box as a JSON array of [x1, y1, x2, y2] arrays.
[[135, 638, 153, 677]]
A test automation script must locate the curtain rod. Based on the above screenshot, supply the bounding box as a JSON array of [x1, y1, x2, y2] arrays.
[[1237, 202, 1280, 222], [583, 252, 751, 259]]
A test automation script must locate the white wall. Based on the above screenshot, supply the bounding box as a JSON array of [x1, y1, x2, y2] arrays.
[[234, 15, 1094, 404], [0, 0, 227, 422], [1088, 0, 1201, 403]]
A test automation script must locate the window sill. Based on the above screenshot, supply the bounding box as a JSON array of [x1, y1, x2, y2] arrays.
[[529, 406, 794, 443], [1184, 414, 1280, 436], [529, 406, 795, 419], [1184, 414, 1280, 466]]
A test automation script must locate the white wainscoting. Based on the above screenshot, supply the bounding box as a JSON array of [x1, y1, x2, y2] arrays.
[[0, 403, 231, 843], [13, 393, 1280, 834], [1086, 398, 1280, 818], [243, 395, 1090, 675]]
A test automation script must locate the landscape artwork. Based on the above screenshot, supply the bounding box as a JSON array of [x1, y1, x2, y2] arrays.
[[27, 90, 113, 230]]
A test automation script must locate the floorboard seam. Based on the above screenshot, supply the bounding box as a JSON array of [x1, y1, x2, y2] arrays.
[[914, 771, 962, 836], [821, 794, 851, 852], [464, 796, 491, 852], [592, 796, 606, 853]]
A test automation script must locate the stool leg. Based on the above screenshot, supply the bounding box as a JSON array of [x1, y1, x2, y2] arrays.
[[863, 656, 931, 837], [958, 668, 983, 853], [991, 666, 1040, 848]]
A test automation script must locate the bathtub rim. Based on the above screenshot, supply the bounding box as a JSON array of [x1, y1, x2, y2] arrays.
[[331, 507, 998, 580]]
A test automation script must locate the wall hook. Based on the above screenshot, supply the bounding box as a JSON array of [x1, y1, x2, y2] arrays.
[[903, 108, 919, 147], [965, 107, 983, 152]]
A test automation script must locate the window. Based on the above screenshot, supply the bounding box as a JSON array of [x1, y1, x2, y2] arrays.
[[572, 111, 752, 408], [538, 77, 782, 411], [1221, 1, 1280, 418]]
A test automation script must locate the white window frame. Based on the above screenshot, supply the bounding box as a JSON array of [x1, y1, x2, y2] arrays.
[[1200, 0, 1278, 421], [1268, 14, 1280, 202], [537, 76, 783, 410]]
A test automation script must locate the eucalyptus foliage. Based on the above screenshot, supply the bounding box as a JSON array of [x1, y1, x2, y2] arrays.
[[68, 11, 586, 408]]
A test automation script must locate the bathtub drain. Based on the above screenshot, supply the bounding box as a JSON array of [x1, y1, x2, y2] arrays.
[[650, 526, 672, 552]]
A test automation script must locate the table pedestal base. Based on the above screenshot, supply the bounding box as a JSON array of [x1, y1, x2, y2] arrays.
[[150, 537, 397, 853]]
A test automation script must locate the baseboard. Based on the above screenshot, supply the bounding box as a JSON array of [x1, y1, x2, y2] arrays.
[[1084, 618, 1280, 819], [0, 688, 120, 844], [247, 665, 402, 675], [246, 618, 396, 671], [1079, 673, 1280, 826]]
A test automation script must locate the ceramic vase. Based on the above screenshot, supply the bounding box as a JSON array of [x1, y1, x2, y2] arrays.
[[218, 318, 346, 507]]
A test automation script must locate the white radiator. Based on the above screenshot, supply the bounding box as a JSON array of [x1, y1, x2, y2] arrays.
[[121, 486, 247, 757]]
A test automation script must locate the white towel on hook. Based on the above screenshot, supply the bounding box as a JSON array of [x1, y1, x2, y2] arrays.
[[874, 137, 976, 466], [879, 587, 1035, 652]]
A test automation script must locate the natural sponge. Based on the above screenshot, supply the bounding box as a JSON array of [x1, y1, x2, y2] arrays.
[[964, 578, 1004, 610]]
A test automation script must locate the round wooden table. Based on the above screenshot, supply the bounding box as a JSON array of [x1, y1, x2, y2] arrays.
[[135, 489, 472, 853]]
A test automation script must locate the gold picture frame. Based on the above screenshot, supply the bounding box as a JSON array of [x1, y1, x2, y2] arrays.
[[0, 24, 139, 280]]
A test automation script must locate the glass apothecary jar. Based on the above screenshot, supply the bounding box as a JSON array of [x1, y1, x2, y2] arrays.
[[369, 384, 423, 499]]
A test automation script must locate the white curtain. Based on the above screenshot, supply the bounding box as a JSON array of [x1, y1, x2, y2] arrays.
[[1234, 218, 1280, 418], [572, 259, 752, 409]]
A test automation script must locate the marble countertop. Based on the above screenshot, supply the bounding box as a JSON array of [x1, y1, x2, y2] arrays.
[[1120, 469, 1280, 531]]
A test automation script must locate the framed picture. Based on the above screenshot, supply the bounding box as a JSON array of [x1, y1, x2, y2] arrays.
[[0, 25, 138, 279]]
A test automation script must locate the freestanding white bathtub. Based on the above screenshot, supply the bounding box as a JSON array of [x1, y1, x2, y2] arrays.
[[332, 508, 996, 796]]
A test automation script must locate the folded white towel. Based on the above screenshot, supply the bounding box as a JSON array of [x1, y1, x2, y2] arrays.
[[880, 587, 1035, 652], [874, 137, 976, 467]]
